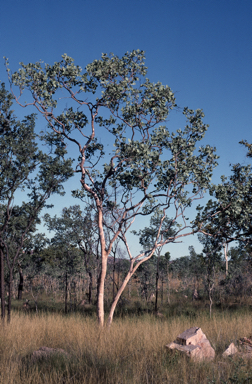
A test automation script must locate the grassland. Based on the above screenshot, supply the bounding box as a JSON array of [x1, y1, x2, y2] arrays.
[[0, 305, 252, 384]]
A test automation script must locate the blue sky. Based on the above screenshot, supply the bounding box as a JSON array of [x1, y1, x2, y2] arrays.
[[0, 0, 251, 259]]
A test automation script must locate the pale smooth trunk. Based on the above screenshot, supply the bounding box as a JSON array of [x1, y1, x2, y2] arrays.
[[96, 208, 108, 327], [97, 254, 107, 327], [107, 270, 132, 327]]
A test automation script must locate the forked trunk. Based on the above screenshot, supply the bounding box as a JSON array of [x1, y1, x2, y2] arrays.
[[107, 253, 156, 327]]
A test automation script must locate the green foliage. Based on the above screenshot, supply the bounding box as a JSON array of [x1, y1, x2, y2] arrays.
[[6, 51, 217, 212], [239, 140, 252, 158], [6, 51, 220, 325], [134, 208, 176, 253], [0, 83, 38, 199], [0, 82, 74, 254], [198, 234, 223, 271], [194, 162, 252, 249], [135, 257, 156, 300], [44, 205, 97, 271], [0, 82, 74, 320], [170, 255, 191, 279]]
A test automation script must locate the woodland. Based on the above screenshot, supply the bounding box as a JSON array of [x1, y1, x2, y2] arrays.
[[0, 50, 251, 383]]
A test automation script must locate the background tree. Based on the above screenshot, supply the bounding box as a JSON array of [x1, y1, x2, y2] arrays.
[[195, 161, 252, 276], [47, 244, 83, 313], [6, 51, 218, 326], [44, 205, 98, 305], [198, 233, 223, 317], [188, 245, 204, 300], [0, 83, 38, 321], [17, 232, 48, 301], [135, 257, 156, 303], [240, 140, 252, 158], [134, 209, 175, 312], [220, 243, 252, 301], [0, 83, 73, 322], [159, 251, 171, 305], [170, 255, 190, 287], [106, 240, 127, 303]]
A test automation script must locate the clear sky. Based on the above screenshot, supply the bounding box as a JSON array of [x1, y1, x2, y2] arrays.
[[0, 0, 251, 259]]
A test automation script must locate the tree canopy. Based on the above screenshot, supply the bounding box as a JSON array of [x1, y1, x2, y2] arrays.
[[0, 82, 73, 322], [5, 50, 218, 326]]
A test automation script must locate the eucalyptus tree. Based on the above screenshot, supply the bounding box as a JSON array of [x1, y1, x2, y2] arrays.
[[222, 244, 252, 299], [159, 251, 171, 305], [0, 83, 73, 322], [240, 140, 252, 158], [135, 257, 156, 302], [198, 233, 223, 317], [194, 161, 252, 275], [44, 205, 97, 305], [6, 50, 218, 326], [17, 232, 48, 301], [188, 245, 204, 299], [134, 209, 176, 311], [45, 242, 83, 313]]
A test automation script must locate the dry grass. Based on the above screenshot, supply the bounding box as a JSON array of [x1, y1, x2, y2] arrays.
[[0, 310, 252, 383]]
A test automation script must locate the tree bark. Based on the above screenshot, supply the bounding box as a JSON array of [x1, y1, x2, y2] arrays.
[[224, 243, 229, 276], [155, 257, 159, 312], [107, 270, 133, 327], [88, 271, 93, 304], [96, 207, 108, 327], [7, 269, 13, 323], [167, 264, 170, 305], [17, 263, 23, 300], [97, 253, 108, 327], [161, 278, 164, 307], [112, 252, 116, 301], [65, 271, 68, 314]]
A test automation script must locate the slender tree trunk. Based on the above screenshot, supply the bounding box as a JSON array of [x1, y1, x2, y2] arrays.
[[107, 270, 133, 327], [107, 252, 157, 327], [155, 257, 159, 312], [17, 263, 23, 300], [96, 208, 108, 327], [97, 254, 108, 327], [112, 252, 116, 301], [65, 271, 68, 314], [88, 271, 93, 304], [0, 248, 5, 323], [128, 279, 131, 299], [167, 265, 170, 305], [224, 243, 229, 276], [208, 280, 214, 319], [7, 269, 13, 323], [161, 278, 164, 307], [73, 281, 77, 311], [117, 260, 120, 292]]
